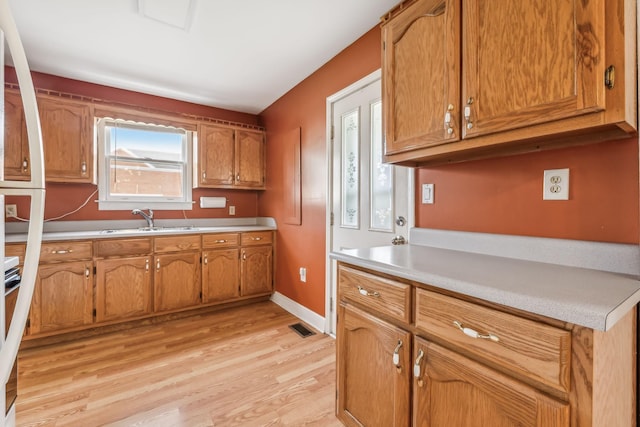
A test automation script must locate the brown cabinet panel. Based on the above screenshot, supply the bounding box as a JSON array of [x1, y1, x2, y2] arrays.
[[240, 246, 272, 296], [202, 249, 240, 303], [153, 252, 201, 312], [95, 257, 152, 322], [198, 124, 235, 187], [4, 90, 30, 180], [382, 0, 460, 153], [235, 130, 265, 188], [94, 238, 152, 258], [337, 303, 411, 427], [37, 95, 93, 182], [415, 288, 571, 392], [202, 233, 239, 249], [338, 265, 411, 324], [30, 261, 93, 334], [413, 338, 569, 426], [154, 235, 201, 253]]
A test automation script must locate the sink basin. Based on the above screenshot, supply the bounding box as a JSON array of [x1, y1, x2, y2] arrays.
[[100, 226, 199, 234]]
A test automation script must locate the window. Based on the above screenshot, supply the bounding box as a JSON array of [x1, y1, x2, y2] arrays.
[[97, 118, 193, 210]]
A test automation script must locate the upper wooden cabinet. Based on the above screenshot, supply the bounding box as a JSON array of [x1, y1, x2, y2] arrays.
[[197, 123, 265, 189], [38, 95, 94, 182], [381, 0, 637, 165], [3, 90, 30, 180]]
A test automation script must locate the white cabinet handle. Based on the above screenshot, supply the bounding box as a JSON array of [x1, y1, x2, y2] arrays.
[[453, 320, 499, 342], [203, 256, 208, 265], [81, 161, 87, 173], [145, 259, 149, 272], [214, 239, 227, 243], [51, 249, 73, 254], [251, 237, 262, 241], [392, 340, 403, 368], [85, 267, 90, 278], [22, 157, 28, 171], [464, 97, 474, 129], [413, 349, 425, 378], [443, 104, 454, 135], [156, 259, 160, 271], [357, 286, 380, 298]]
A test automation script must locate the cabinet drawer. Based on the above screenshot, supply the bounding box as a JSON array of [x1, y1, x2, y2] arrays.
[[415, 288, 571, 392], [202, 233, 239, 249], [94, 238, 152, 258], [338, 265, 411, 324], [39, 241, 92, 263], [154, 235, 201, 253], [241, 231, 273, 246]]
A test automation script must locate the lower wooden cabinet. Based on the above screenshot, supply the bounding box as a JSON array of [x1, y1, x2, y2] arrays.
[[30, 261, 93, 335], [336, 262, 636, 427], [202, 248, 240, 303], [154, 252, 201, 312], [413, 337, 569, 426], [95, 257, 152, 322], [337, 303, 411, 427], [240, 246, 273, 296]]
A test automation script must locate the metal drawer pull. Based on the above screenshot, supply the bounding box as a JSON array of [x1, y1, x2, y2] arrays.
[[413, 349, 425, 378], [453, 320, 500, 342], [214, 239, 227, 243], [251, 237, 262, 241], [51, 249, 73, 254], [357, 286, 380, 297], [392, 340, 403, 368]]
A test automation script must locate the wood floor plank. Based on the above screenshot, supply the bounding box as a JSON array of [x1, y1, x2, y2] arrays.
[[16, 301, 342, 426]]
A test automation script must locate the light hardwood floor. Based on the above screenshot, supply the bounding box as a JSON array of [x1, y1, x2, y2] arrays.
[[16, 301, 342, 426]]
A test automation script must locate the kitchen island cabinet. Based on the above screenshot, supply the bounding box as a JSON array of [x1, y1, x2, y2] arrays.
[[381, 0, 637, 166], [334, 246, 638, 427]]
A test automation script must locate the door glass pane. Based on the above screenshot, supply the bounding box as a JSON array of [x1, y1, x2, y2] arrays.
[[341, 108, 359, 229], [370, 100, 393, 231]]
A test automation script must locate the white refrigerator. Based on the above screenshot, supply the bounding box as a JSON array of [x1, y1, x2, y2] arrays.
[[0, 1, 46, 426]]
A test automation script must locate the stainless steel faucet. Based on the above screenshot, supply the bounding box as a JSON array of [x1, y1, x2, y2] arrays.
[[132, 208, 154, 228]]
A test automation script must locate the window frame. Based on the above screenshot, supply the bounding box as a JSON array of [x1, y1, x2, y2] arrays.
[[96, 117, 194, 211]]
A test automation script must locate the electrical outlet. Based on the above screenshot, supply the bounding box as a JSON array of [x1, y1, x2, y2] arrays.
[[229, 205, 236, 215], [299, 267, 307, 283], [5, 204, 17, 218], [422, 183, 434, 204], [543, 169, 570, 200]]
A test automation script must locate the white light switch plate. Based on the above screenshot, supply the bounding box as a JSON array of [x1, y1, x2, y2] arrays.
[[422, 184, 434, 204]]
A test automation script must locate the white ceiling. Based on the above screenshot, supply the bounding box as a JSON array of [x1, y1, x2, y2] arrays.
[[6, 0, 399, 114]]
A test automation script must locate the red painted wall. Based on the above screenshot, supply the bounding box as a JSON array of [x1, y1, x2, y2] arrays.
[[258, 28, 383, 316], [416, 139, 639, 244], [5, 67, 260, 221]]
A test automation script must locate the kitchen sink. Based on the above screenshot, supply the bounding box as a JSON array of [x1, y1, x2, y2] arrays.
[[100, 226, 199, 234]]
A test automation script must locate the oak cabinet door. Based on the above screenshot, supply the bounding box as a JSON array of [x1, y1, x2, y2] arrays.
[[38, 95, 93, 182], [337, 303, 411, 427], [240, 246, 272, 296], [30, 261, 93, 334], [95, 257, 152, 322], [198, 123, 235, 187], [235, 129, 265, 188], [153, 252, 201, 312], [462, 0, 605, 139], [382, 0, 460, 154], [412, 337, 569, 427], [202, 248, 240, 303], [4, 90, 30, 180]]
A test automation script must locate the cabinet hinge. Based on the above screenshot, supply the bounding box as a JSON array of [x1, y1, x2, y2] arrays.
[[604, 65, 615, 89], [93, 266, 97, 275], [92, 309, 96, 317], [199, 292, 203, 299], [200, 256, 202, 264]]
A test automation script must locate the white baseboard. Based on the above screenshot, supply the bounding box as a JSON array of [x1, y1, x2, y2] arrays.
[[270, 292, 326, 334]]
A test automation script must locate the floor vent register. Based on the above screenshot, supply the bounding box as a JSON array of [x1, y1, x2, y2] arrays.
[[289, 323, 316, 338]]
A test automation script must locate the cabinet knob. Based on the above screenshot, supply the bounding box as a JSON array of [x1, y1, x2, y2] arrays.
[[236, 174, 241, 182], [85, 267, 90, 278], [203, 256, 208, 265], [81, 161, 87, 174], [22, 157, 28, 172]]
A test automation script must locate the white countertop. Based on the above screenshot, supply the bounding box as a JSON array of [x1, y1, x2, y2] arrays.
[[4, 257, 18, 271], [5, 217, 277, 243], [331, 233, 640, 332]]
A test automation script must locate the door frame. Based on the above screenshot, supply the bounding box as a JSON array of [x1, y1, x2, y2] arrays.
[[324, 69, 415, 335]]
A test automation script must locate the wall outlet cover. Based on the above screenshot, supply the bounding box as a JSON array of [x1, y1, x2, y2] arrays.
[[543, 169, 570, 200]]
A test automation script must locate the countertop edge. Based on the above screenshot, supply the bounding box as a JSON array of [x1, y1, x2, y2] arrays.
[[331, 247, 640, 332]]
